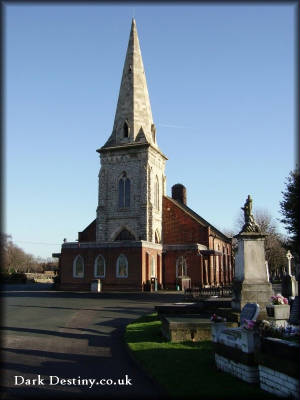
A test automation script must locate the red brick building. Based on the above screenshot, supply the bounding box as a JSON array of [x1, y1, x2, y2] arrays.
[[54, 20, 232, 291]]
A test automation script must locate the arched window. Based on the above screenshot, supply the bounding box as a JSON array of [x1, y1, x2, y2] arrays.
[[115, 229, 135, 241], [154, 175, 159, 209], [123, 121, 129, 138], [73, 255, 84, 278], [118, 173, 130, 208], [150, 256, 156, 277], [176, 256, 187, 278], [94, 255, 106, 278], [116, 254, 128, 278]]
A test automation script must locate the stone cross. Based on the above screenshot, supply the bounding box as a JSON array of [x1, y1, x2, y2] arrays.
[[286, 250, 293, 276]]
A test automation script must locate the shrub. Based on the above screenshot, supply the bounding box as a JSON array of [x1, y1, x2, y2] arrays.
[[8, 272, 27, 283]]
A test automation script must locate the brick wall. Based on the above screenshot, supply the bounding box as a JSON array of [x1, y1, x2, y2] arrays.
[[78, 219, 96, 242], [163, 251, 203, 289], [60, 246, 143, 290], [60, 244, 162, 291], [259, 365, 299, 398], [215, 354, 259, 383], [162, 196, 209, 245]]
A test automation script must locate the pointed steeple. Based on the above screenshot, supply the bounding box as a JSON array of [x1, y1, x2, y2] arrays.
[[103, 19, 157, 148]]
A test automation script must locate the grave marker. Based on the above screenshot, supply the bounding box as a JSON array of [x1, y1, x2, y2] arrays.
[[289, 296, 299, 326]]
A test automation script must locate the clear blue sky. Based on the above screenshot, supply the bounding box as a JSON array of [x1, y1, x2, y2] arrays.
[[5, 4, 296, 259]]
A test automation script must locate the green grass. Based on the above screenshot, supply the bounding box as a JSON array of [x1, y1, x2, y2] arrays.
[[125, 313, 276, 399]]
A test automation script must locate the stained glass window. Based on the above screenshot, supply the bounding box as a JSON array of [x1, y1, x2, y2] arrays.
[[73, 255, 84, 278], [116, 254, 128, 278], [94, 255, 105, 277]]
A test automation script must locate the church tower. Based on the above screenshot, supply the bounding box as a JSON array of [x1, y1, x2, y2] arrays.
[[96, 19, 167, 244]]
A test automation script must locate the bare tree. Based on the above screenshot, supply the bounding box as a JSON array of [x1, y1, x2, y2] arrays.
[[1, 235, 55, 274], [234, 208, 287, 280]]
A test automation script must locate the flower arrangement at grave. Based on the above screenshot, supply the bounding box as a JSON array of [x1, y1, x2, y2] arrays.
[[243, 319, 256, 330], [210, 314, 226, 323], [270, 294, 289, 305], [253, 320, 299, 341]]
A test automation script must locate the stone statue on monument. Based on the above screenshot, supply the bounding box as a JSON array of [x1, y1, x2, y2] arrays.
[[240, 195, 261, 233]]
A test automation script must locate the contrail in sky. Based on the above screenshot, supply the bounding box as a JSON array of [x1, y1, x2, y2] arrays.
[[157, 123, 192, 129]]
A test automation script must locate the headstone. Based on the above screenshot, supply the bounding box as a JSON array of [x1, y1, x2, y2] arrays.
[[239, 303, 260, 326], [282, 274, 298, 298], [289, 296, 299, 326]]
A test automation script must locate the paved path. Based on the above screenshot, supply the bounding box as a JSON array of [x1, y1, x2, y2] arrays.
[[1, 286, 185, 399]]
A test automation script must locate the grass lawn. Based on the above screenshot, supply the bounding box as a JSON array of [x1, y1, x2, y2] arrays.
[[125, 313, 276, 399]]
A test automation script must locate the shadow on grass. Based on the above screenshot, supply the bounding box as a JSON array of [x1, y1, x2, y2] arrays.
[[125, 314, 276, 400]]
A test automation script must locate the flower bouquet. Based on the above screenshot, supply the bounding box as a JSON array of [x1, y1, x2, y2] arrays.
[[270, 294, 288, 305], [243, 319, 256, 330]]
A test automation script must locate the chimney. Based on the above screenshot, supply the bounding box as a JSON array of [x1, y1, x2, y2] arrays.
[[172, 184, 187, 205]]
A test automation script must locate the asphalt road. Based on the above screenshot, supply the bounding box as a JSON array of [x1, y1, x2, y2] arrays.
[[1, 284, 185, 400]]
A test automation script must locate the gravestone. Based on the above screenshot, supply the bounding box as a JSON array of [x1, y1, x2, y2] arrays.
[[289, 296, 299, 326], [231, 196, 273, 313], [239, 303, 260, 326]]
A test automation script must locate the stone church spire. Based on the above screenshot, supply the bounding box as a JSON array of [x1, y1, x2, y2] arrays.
[[103, 18, 157, 148]]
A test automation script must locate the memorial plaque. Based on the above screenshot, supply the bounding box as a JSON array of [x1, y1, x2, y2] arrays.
[[240, 303, 260, 326], [289, 296, 299, 325]]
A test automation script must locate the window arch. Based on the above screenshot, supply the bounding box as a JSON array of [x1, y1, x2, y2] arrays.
[[154, 175, 159, 209], [73, 255, 84, 278], [150, 256, 156, 277], [116, 254, 128, 278], [94, 255, 106, 278], [118, 172, 130, 208], [115, 229, 135, 241], [176, 256, 187, 278]]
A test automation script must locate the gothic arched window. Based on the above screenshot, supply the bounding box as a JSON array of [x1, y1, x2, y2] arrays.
[[123, 121, 129, 138], [73, 255, 84, 278], [154, 175, 159, 209], [116, 254, 128, 278], [176, 256, 187, 278], [94, 255, 106, 278], [118, 173, 130, 208], [115, 229, 135, 241]]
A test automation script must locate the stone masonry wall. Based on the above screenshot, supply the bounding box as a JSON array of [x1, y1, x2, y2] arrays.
[[96, 145, 166, 244]]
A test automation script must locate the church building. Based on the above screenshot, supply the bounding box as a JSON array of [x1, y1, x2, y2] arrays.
[[55, 19, 233, 291]]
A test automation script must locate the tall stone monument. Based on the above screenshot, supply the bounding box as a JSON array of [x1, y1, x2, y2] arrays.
[[231, 195, 273, 313], [282, 250, 298, 298]]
